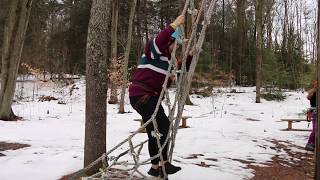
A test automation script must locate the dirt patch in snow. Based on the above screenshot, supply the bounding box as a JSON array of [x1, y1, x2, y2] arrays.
[[233, 139, 315, 180], [0, 141, 30, 156], [61, 139, 316, 180]]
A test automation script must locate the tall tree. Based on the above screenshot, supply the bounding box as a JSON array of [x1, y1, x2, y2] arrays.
[[135, 0, 143, 61], [0, 0, 9, 59], [84, 0, 110, 174], [119, 0, 138, 113], [266, 0, 274, 50], [0, 0, 33, 121], [108, 0, 119, 105], [282, 0, 288, 67], [255, 0, 264, 103], [235, 0, 246, 85], [143, 0, 149, 41], [221, 0, 225, 63]]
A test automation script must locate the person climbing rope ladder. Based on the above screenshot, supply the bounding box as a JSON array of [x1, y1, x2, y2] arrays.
[[129, 15, 196, 177]]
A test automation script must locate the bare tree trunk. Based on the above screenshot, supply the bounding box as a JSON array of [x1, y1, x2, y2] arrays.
[[255, 0, 263, 103], [236, 0, 246, 85], [282, 0, 288, 64], [0, 0, 33, 121], [136, 0, 143, 61], [0, 0, 9, 59], [221, 0, 225, 63], [160, 0, 164, 29], [108, 0, 119, 105], [266, 0, 274, 50], [119, 0, 137, 114], [143, 0, 149, 41], [84, 0, 110, 174], [230, 43, 233, 73], [297, 1, 304, 88]]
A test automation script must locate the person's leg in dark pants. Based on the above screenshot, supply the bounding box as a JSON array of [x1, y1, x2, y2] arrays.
[[130, 96, 180, 176], [155, 104, 170, 161], [306, 112, 317, 151], [130, 96, 169, 164]]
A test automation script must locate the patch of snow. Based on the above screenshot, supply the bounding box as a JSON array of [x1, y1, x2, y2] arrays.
[[0, 79, 312, 180]]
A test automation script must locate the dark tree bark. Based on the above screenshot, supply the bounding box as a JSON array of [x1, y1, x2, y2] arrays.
[[135, 0, 143, 61], [266, 0, 274, 50], [282, 0, 288, 67], [255, 0, 264, 103], [235, 0, 246, 85], [0, 0, 33, 121], [84, 0, 110, 174], [221, 0, 225, 63], [143, 0, 149, 41], [108, 0, 119, 105], [0, 0, 9, 59]]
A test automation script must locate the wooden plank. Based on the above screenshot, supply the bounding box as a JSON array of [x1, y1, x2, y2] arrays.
[[134, 116, 193, 130], [280, 118, 310, 131], [280, 118, 307, 121], [280, 119, 308, 122], [281, 128, 312, 132]]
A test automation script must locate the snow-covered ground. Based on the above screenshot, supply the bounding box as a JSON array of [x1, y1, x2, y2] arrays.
[[0, 79, 313, 180]]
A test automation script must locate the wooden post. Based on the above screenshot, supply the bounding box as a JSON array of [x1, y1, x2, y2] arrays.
[[181, 118, 187, 128], [316, 0, 320, 179], [179, 116, 191, 128], [287, 121, 292, 130]]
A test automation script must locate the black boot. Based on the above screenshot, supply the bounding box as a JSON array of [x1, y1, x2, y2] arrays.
[[161, 162, 181, 175], [305, 143, 315, 151], [147, 167, 160, 177]]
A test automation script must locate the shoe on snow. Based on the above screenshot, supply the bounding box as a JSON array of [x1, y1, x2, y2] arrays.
[[160, 162, 181, 175], [305, 143, 315, 151], [147, 167, 160, 177]]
